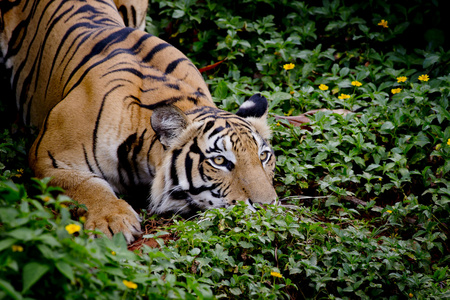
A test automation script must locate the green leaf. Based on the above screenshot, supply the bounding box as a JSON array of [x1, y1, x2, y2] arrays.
[[0, 278, 22, 300], [36, 234, 61, 248], [102, 266, 125, 277], [423, 53, 440, 68], [7, 228, 42, 241], [172, 9, 185, 19], [302, 63, 314, 77], [0, 238, 17, 252], [314, 152, 328, 165], [22, 262, 50, 293], [189, 248, 201, 256], [366, 164, 380, 172], [414, 132, 430, 147], [270, 92, 292, 101], [0, 207, 19, 224], [230, 287, 242, 295], [55, 261, 75, 282], [213, 81, 228, 99], [238, 241, 253, 248], [380, 121, 394, 131]]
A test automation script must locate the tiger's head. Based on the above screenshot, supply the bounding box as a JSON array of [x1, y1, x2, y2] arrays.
[[149, 94, 277, 215]]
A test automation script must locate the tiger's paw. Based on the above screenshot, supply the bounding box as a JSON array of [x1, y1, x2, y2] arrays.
[[84, 200, 142, 243]]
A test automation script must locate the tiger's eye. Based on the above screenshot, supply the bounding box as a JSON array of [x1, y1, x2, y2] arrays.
[[213, 156, 225, 165], [260, 151, 269, 161]]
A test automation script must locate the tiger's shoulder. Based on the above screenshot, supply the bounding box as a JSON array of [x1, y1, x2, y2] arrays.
[[0, 0, 277, 243]]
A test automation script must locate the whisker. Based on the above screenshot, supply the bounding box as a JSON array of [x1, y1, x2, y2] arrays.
[[279, 195, 330, 202], [171, 203, 190, 218], [186, 213, 202, 222]]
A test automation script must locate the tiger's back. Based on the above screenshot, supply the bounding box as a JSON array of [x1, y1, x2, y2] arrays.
[[0, 0, 277, 243], [1, 0, 213, 127]]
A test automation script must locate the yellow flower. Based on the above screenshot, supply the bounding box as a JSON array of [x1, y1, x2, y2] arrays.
[[14, 168, 24, 178], [351, 81, 362, 87], [12, 245, 24, 252], [79, 216, 86, 223], [289, 90, 295, 94], [409, 293, 413, 298], [123, 280, 138, 289], [447, 138, 450, 146], [65, 224, 81, 234], [386, 210, 393, 214], [319, 84, 329, 91], [42, 196, 51, 202], [378, 19, 388, 28], [418, 74, 429, 82], [338, 93, 351, 100], [287, 107, 295, 116], [396, 76, 407, 83], [283, 63, 295, 70], [391, 88, 402, 94], [111, 251, 116, 256], [270, 271, 283, 278]]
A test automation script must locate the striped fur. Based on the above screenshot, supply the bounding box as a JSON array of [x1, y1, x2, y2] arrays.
[[113, 0, 147, 30], [0, 0, 277, 243]]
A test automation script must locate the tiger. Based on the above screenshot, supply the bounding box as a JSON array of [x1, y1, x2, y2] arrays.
[[113, 0, 147, 31], [0, 0, 277, 243]]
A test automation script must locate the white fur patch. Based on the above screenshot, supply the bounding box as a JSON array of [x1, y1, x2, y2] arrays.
[[239, 100, 256, 110], [206, 135, 236, 166]]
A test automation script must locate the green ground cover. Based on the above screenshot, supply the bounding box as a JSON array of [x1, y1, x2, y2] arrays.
[[1, 0, 449, 298]]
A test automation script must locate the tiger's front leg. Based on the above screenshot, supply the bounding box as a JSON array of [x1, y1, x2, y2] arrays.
[[33, 167, 142, 242], [28, 93, 143, 243]]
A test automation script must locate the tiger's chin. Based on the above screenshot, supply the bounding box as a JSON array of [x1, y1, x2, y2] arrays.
[[149, 185, 271, 218], [149, 188, 230, 217]]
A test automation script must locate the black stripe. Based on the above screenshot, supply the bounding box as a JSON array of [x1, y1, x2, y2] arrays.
[[165, 58, 187, 74], [59, 28, 97, 81], [33, 107, 51, 157], [187, 96, 199, 105], [164, 83, 180, 90], [117, 5, 129, 26], [170, 149, 183, 186], [205, 134, 225, 154], [207, 126, 225, 138], [13, 1, 58, 109], [147, 136, 159, 177], [63, 27, 134, 96], [131, 130, 147, 182], [102, 67, 144, 78], [131, 6, 137, 28], [185, 138, 209, 195], [92, 84, 124, 179], [102, 67, 167, 83], [83, 145, 95, 173], [134, 96, 183, 110], [61, 28, 153, 84], [117, 133, 137, 186], [48, 151, 58, 168], [42, 4, 79, 99], [203, 121, 215, 135], [5, 0, 41, 60], [51, 2, 129, 93], [142, 42, 171, 63]]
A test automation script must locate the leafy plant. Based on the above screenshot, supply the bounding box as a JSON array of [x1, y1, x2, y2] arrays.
[[1, 0, 449, 298]]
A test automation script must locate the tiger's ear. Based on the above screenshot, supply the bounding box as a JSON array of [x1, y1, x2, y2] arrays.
[[151, 105, 189, 147], [236, 93, 271, 139], [236, 93, 268, 119]]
